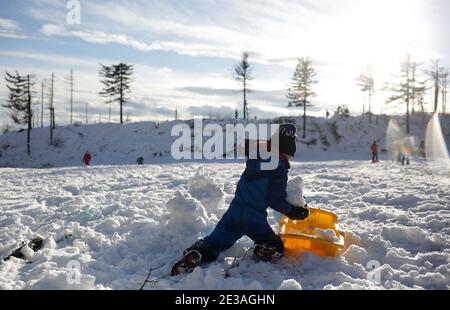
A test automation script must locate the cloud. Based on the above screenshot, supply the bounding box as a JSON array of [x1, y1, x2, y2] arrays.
[[179, 86, 287, 107], [40, 24, 240, 59], [127, 99, 174, 117], [187, 105, 235, 118], [0, 31, 29, 40], [0, 18, 30, 40], [32, 2, 336, 65], [41, 23, 65, 36], [0, 50, 99, 68], [0, 18, 20, 30], [186, 104, 287, 120]]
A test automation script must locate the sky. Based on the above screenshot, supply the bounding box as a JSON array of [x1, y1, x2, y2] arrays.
[[0, 0, 449, 126]]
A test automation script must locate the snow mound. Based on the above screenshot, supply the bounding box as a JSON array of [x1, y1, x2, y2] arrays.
[[286, 176, 306, 207], [278, 279, 303, 290], [28, 269, 96, 290], [343, 245, 369, 265], [166, 191, 210, 241], [313, 228, 339, 242], [188, 172, 225, 215]]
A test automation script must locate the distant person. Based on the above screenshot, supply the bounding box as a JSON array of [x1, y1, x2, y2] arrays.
[[371, 141, 379, 163], [401, 154, 410, 166], [326, 110, 330, 119], [402, 144, 412, 166], [402, 138, 413, 166], [136, 157, 144, 165], [82, 151, 92, 166]]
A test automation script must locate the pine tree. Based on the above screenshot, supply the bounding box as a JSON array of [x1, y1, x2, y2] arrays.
[[287, 57, 317, 138], [3, 71, 35, 155], [384, 55, 427, 134], [99, 63, 134, 124], [356, 66, 375, 122], [234, 52, 253, 121]]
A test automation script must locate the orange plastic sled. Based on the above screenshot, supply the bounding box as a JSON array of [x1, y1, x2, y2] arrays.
[[279, 208, 345, 257]]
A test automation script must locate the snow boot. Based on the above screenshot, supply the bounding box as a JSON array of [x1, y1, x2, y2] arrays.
[[4, 237, 44, 261], [171, 250, 202, 276], [254, 244, 283, 264]]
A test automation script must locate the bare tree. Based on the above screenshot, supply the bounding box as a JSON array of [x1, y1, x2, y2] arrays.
[[287, 57, 318, 138], [65, 69, 75, 124], [40, 80, 45, 128], [3, 71, 35, 155], [356, 66, 375, 122], [99, 63, 134, 124], [385, 55, 427, 134], [49, 73, 56, 145], [441, 68, 448, 114], [425, 59, 442, 113], [234, 52, 254, 120]]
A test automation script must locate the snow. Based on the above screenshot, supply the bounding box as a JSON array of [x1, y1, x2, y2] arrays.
[[0, 160, 449, 290], [313, 228, 339, 243], [286, 176, 306, 207], [0, 113, 449, 290], [278, 279, 302, 290]]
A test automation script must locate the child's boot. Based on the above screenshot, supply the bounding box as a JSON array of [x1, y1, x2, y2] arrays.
[[254, 244, 283, 263], [171, 250, 203, 276]]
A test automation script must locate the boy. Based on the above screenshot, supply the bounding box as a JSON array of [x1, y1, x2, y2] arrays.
[[171, 123, 310, 276]]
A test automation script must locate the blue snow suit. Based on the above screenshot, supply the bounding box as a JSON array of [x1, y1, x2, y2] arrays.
[[187, 156, 294, 262]]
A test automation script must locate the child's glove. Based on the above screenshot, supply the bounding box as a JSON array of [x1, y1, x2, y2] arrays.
[[287, 205, 310, 220]]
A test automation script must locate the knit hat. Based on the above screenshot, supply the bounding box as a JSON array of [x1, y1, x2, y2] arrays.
[[276, 123, 297, 157]]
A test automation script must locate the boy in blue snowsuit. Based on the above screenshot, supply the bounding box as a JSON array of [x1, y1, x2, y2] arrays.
[[171, 124, 310, 275]]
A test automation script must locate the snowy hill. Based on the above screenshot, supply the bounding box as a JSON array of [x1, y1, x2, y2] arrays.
[[1, 113, 449, 168]]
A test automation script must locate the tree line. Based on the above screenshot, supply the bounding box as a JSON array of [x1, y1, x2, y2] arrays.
[[2, 53, 449, 155], [2, 63, 134, 155], [235, 52, 449, 138]]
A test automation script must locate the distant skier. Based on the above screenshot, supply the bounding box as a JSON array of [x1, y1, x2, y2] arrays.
[[82, 151, 92, 166], [136, 157, 144, 165], [171, 123, 310, 276], [371, 141, 379, 163]]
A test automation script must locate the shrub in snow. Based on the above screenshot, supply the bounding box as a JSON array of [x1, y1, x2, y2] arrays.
[[51, 137, 65, 149]]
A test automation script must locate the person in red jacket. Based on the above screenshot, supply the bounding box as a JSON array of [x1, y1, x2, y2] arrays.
[[82, 151, 92, 166], [371, 141, 379, 163]]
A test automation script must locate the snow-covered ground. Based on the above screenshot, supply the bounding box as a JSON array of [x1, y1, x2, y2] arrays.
[[1, 160, 448, 290]]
